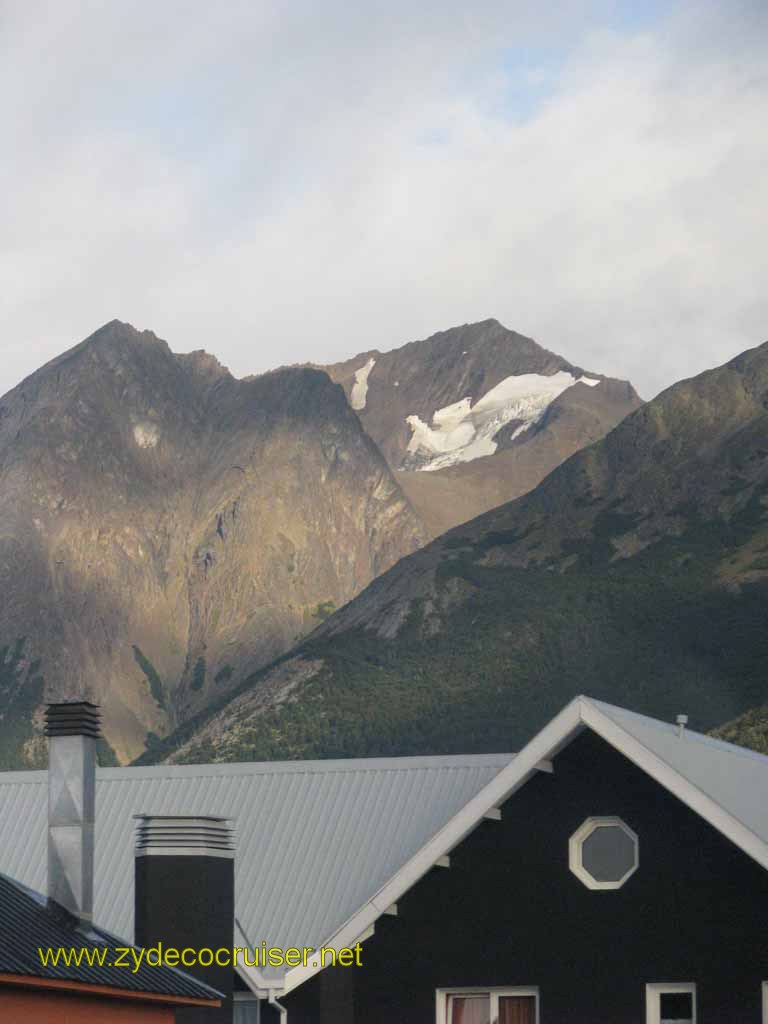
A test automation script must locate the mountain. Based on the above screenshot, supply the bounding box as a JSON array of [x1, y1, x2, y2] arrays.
[[0, 321, 424, 766], [152, 339, 768, 765], [320, 319, 641, 536]]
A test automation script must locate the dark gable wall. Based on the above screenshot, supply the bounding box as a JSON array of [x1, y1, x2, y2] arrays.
[[281, 730, 768, 1024]]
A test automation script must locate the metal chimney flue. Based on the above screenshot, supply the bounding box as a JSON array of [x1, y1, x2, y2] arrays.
[[45, 700, 101, 922]]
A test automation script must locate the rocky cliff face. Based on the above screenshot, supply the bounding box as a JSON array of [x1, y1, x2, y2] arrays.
[[158, 339, 768, 765], [320, 319, 641, 536], [0, 321, 424, 764]]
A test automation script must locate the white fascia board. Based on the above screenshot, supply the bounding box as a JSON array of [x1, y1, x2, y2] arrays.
[[235, 962, 276, 999], [282, 699, 586, 995], [580, 700, 768, 873]]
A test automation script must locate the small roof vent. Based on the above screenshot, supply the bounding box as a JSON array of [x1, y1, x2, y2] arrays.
[[134, 815, 235, 858], [45, 701, 101, 738], [676, 713, 688, 738]]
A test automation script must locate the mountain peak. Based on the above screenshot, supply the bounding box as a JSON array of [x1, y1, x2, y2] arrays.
[[175, 348, 231, 382], [87, 319, 165, 345], [318, 320, 640, 534], [0, 321, 426, 767]]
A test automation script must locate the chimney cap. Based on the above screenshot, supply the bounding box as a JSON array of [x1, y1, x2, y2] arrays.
[[134, 815, 235, 858], [133, 814, 231, 822], [45, 701, 101, 739]]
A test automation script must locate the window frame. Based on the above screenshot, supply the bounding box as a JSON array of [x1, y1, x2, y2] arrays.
[[762, 981, 768, 1024], [645, 981, 696, 1024], [435, 986, 540, 1024], [568, 815, 639, 890]]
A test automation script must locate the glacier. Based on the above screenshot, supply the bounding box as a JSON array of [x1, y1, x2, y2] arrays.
[[405, 371, 600, 471]]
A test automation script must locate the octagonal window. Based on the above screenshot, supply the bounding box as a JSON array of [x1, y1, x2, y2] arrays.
[[569, 816, 638, 890]]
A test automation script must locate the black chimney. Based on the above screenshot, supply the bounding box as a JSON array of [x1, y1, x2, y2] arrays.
[[134, 815, 235, 1023]]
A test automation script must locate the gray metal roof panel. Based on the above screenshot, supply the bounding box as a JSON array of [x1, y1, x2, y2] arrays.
[[0, 753, 513, 958]]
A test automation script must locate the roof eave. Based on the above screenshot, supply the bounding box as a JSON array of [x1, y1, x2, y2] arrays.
[[280, 697, 587, 996], [0, 971, 222, 1007]]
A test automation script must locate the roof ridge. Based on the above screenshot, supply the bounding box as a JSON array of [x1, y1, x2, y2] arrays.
[[0, 754, 517, 790], [586, 696, 768, 766]]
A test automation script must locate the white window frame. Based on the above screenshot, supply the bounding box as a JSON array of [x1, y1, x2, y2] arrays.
[[645, 982, 696, 1024], [436, 986, 540, 1024], [569, 815, 639, 890]]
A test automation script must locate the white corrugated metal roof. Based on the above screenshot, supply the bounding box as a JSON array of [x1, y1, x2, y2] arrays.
[[0, 752, 513, 964]]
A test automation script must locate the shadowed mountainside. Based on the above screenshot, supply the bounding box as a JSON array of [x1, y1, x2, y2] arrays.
[[0, 321, 424, 764]]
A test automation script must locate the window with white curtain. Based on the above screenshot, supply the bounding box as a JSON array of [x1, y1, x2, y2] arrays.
[[436, 987, 539, 1024]]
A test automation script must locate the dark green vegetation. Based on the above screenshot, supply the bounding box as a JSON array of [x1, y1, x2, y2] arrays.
[[96, 736, 120, 766], [711, 705, 768, 754], [0, 638, 45, 770], [313, 601, 337, 622], [191, 656, 207, 692], [148, 509, 768, 764], [132, 646, 167, 709]]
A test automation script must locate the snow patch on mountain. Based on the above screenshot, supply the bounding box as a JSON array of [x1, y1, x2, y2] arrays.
[[351, 358, 376, 410], [133, 422, 160, 449], [405, 371, 600, 471]]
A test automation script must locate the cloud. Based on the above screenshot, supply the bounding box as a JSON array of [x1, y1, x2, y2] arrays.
[[1, 1, 766, 398]]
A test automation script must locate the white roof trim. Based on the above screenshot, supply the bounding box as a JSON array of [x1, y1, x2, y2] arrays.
[[279, 695, 768, 996], [281, 700, 584, 994]]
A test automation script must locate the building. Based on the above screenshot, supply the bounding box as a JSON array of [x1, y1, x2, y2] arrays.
[[0, 701, 221, 1021], [1, 696, 767, 1022], [0, 869, 222, 1022]]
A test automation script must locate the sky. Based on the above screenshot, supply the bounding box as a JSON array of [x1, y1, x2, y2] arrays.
[[1, 0, 766, 400]]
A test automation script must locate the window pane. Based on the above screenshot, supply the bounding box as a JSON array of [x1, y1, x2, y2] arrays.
[[659, 992, 693, 1023], [581, 824, 636, 882], [449, 995, 491, 1024], [233, 998, 261, 1023], [498, 995, 536, 1024]]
